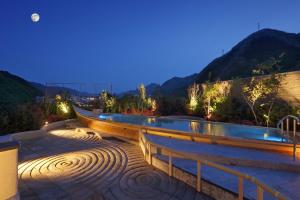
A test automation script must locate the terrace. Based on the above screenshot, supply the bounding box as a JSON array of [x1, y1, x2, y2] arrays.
[[17, 121, 211, 200], [1, 107, 298, 200]]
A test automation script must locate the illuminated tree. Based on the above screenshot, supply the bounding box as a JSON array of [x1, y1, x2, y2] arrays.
[[100, 91, 117, 112], [188, 83, 200, 111], [260, 74, 282, 127], [146, 97, 157, 112], [151, 99, 157, 112], [242, 74, 282, 126], [55, 94, 70, 115], [138, 84, 146, 112], [242, 78, 266, 125], [201, 81, 229, 119], [138, 84, 146, 101]]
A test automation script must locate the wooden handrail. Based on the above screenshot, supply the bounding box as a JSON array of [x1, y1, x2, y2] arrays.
[[139, 131, 287, 200], [276, 115, 300, 161]]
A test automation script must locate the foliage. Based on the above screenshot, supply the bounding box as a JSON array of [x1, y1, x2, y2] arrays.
[[43, 92, 76, 122], [138, 84, 146, 101], [106, 84, 158, 115], [199, 81, 230, 119], [242, 73, 282, 126], [0, 71, 47, 134], [187, 83, 200, 112], [100, 91, 118, 113], [156, 96, 187, 116], [0, 103, 44, 135], [0, 71, 42, 104]]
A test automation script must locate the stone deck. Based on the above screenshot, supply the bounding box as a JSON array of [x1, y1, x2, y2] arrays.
[[18, 122, 210, 200]]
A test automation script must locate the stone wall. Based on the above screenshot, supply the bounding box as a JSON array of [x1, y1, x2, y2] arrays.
[[277, 71, 300, 107], [0, 141, 19, 200], [201, 70, 300, 107]]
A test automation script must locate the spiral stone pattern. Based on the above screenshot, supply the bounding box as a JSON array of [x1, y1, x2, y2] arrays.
[[18, 125, 210, 200]]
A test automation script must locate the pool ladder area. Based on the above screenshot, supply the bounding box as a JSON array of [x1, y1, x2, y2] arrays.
[[277, 115, 300, 161]]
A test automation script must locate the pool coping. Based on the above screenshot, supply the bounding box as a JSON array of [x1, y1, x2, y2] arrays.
[[76, 109, 300, 158]]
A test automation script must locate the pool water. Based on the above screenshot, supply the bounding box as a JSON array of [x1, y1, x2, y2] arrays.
[[99, 114, 288, 143]]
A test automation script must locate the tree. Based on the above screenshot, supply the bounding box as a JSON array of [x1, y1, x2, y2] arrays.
[[100, 91, 117, 113], [187, 83, 200, 112], [242, 74, 282, 126], [138, 84, 146, 101], [138, 84, 147, 112], [201, 81, 229, 119], [260, 74, 282, 127], [242, 78, 267, 125]]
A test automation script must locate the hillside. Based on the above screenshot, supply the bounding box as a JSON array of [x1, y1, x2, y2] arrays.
[[120, 83, 160, 96], [31, 82, 92, 97], [0, 71, 42, 104], [158, 73, 198, 96], [196, 29, 300, 83], [119, 29, 300, 97], [120, 74, 197, 97]]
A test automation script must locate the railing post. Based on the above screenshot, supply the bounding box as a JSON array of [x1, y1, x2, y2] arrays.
[[257, 186, 263, 200], [149, 143, 152, 165], [143, 141, 146, 159], [238, 177, 244, 200], [281, 121, 284, 142], [286, 118, 290, 138], [168, 153, 172, 176], [293, 119, 297, 161], [196, 160, 201, 192]]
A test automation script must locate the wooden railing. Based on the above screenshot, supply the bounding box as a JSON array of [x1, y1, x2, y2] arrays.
[[277, 115, 300, 161], [139, 130, 287, 200]]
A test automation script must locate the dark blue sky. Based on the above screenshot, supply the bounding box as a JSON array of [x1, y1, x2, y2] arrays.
[[1, 0, 299, 92]]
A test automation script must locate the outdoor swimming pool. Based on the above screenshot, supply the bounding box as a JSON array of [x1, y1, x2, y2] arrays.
[[99, 114, 288, 142]]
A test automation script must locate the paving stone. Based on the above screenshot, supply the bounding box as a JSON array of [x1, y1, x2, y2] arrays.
[[18, 123, 210, 200]]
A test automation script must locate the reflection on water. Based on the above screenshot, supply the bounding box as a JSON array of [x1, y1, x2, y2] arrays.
[[98, 114, 288, 143], [147, 117, 156, 124], [207, 122, 212, 135], [189, 121, 200, 133]]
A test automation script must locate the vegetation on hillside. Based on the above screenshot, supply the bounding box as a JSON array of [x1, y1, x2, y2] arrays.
[[98, 84, 157, 115], [0, 71, 75, 135], [0, 71, 42, 103]]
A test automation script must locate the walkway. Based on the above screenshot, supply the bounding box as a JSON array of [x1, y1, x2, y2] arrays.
[[148, 134, 300, 200], [18, 122, 210, 200]]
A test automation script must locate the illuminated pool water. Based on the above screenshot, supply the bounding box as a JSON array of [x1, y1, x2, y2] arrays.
[[99, 114, 288, 143]]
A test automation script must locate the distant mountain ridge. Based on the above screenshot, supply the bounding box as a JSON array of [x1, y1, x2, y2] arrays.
[[120, 73, 198, 97], [0, 71, 42, 104], [0, 70, 94, 105], [123, 29, 300, 97], [120, 83, 160, 96], [158, 73, 198, 96], [31, 82, 92, 97], [196, 29, 300, 83]]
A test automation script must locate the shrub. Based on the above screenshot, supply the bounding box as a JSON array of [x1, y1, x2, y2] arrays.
[[0, 103, 44, 135]]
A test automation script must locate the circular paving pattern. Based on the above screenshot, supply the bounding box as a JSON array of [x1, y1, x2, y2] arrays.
[[18, 127, 210, 200]]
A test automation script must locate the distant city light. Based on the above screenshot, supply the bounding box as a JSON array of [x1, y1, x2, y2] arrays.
[[31, 13, 40, 22]]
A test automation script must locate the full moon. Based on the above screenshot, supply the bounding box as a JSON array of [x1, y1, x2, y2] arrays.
[[31, 13, 40, 22]]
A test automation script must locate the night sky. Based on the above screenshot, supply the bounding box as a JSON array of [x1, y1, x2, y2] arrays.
[[1, 0, 299, 93]]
